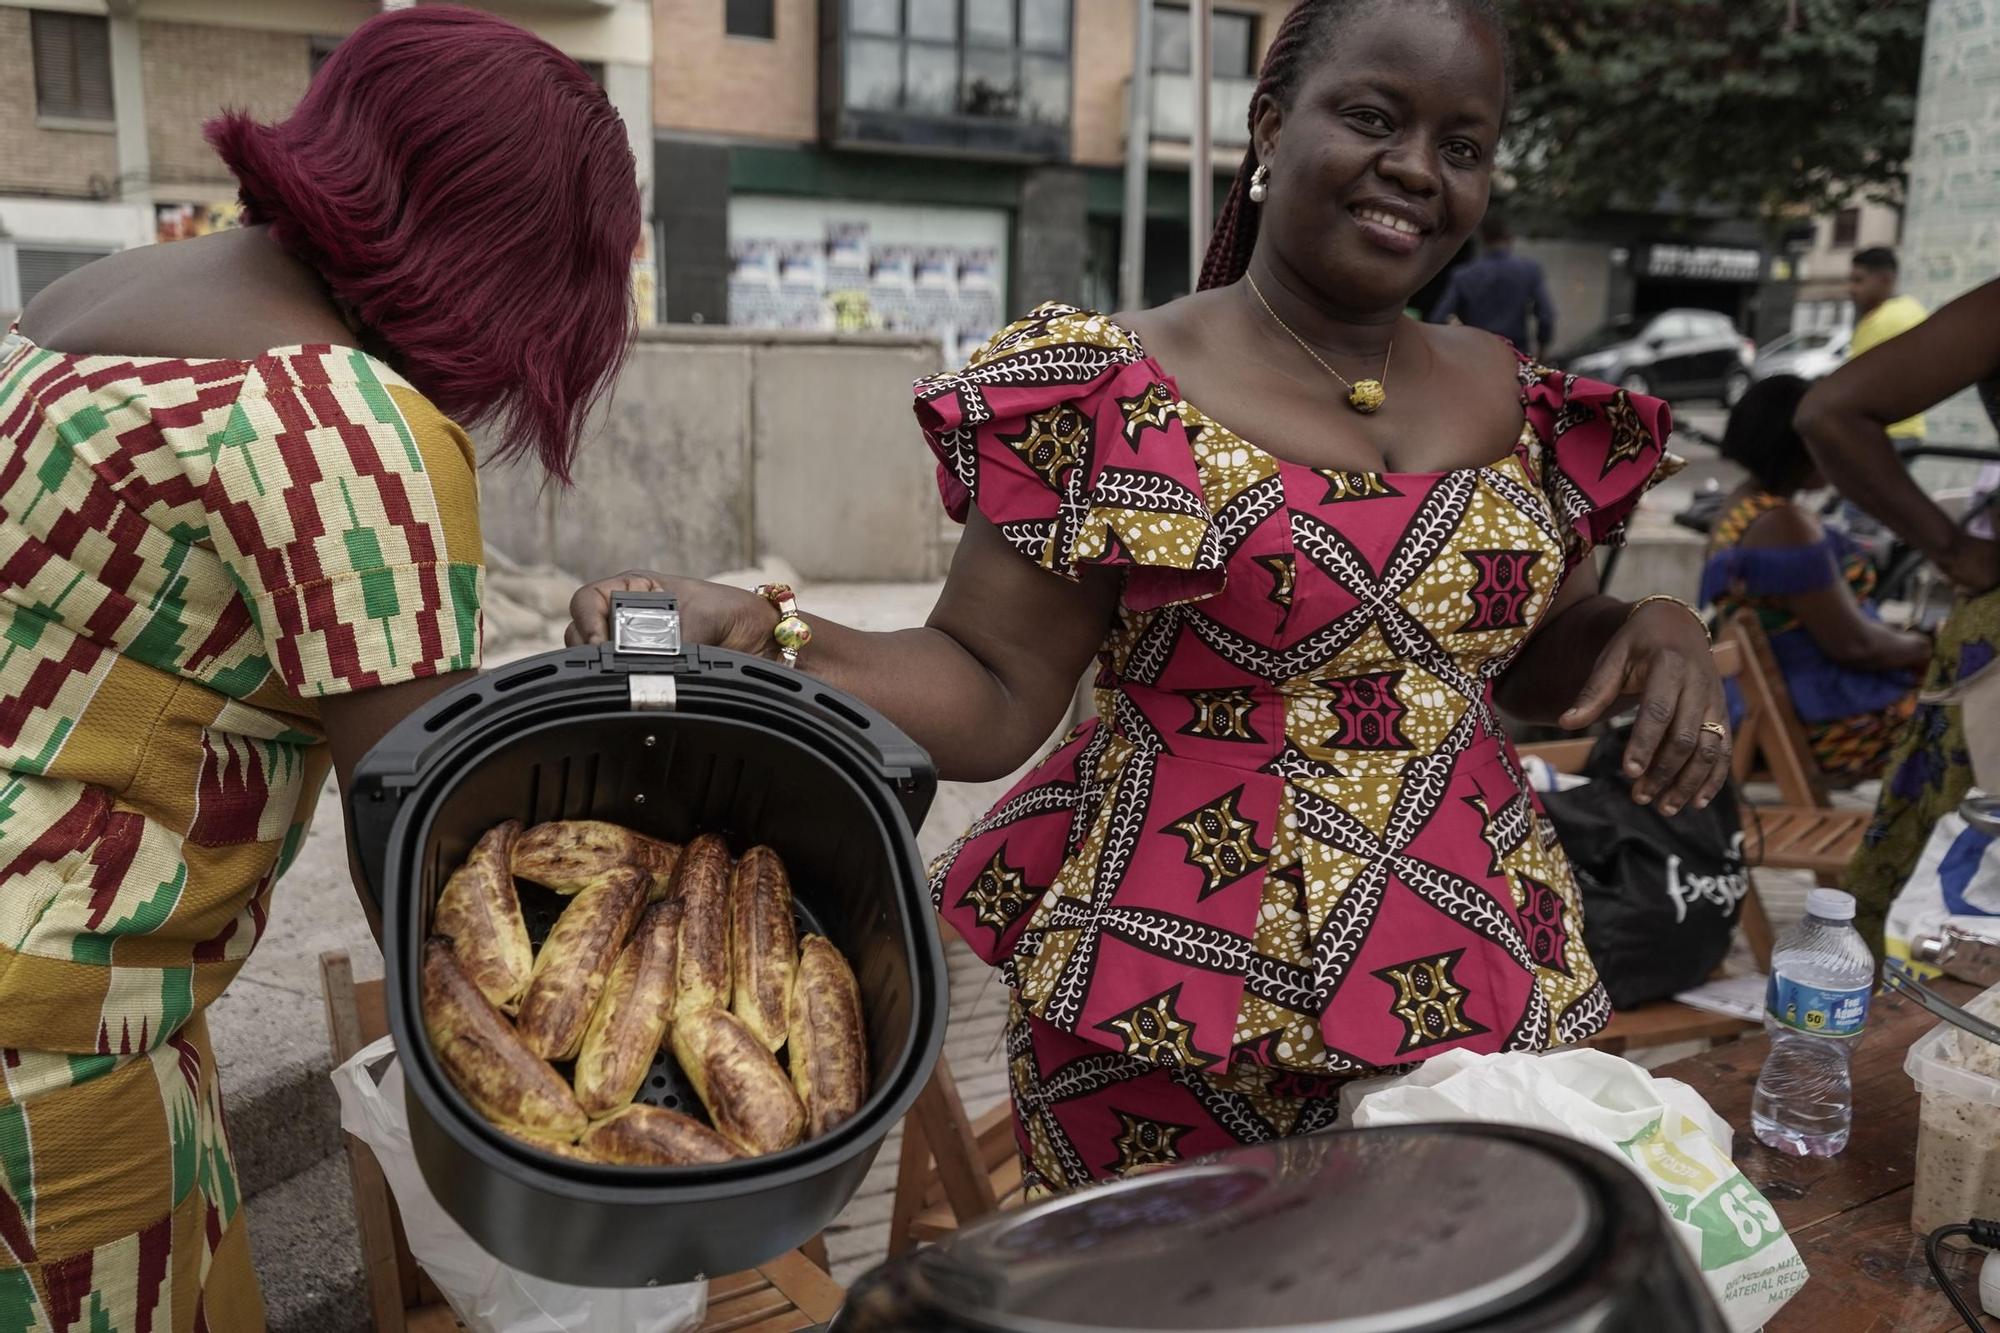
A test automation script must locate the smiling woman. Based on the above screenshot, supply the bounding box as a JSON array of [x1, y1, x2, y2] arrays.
[[568, 0, 1726, 1197]]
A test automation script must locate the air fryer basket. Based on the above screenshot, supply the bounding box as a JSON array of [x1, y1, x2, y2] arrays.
[[349, 595, 946, 1287]]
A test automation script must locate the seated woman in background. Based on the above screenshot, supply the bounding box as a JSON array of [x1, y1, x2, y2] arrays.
[[1700, 375, 1931, 782]]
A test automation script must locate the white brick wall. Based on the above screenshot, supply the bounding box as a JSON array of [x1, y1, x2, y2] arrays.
[[1901, 0, 2000, 452]]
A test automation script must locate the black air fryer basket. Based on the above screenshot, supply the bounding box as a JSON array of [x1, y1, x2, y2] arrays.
[[348, 593, 947, 1287]]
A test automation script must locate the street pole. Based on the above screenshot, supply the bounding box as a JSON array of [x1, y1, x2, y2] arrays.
[[1188, 0, 1212, 291], [1119, 0, 1156, 313]]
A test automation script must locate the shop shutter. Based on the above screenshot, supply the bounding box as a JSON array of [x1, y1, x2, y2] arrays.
[[16, 247, 114, 306]]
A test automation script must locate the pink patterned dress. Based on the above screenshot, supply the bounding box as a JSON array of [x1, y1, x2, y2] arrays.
[[917, 305, 1677, 1194]]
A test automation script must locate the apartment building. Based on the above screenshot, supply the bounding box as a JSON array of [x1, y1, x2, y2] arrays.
[[0, 0, 653, 320], [655, 0, 1293, 356]]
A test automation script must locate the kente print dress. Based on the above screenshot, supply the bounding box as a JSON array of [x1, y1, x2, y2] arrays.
[[0, 331, 482, 1328], [918, 304, 1678, 1195]]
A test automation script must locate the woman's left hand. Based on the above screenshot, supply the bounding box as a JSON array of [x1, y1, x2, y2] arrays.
[[1560, 602, 1730, 816]]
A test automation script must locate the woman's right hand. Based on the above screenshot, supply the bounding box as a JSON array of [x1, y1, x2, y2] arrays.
[[564, 571, 777, 657]]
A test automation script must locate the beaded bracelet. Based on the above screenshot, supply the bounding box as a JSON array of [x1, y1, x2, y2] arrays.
[[1625, 593, 1711, 644], [754, 582, 813, 667]]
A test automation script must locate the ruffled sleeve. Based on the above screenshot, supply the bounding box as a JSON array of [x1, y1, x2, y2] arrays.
[[1517, 357, 1682, 575], [914, 303, 1225, 611]]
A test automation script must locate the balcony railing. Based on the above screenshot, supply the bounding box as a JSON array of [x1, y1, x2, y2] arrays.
[[1148, 70, 1257, 147]]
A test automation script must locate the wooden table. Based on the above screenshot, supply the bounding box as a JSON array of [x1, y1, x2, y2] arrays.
[[1657, 982, 1997, 1331]]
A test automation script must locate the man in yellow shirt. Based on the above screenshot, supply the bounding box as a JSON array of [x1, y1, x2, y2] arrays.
[[1847, 247, 1928, 438]]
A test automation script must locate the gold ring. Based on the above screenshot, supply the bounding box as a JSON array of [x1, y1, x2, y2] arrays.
[[1700, 721, 1728, 739]]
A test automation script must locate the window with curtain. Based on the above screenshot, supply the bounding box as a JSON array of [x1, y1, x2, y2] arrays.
[[1152, 5, 1258, 78], [32, 11, 114, 122]]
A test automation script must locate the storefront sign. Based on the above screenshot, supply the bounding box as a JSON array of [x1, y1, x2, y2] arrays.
[[155, 202, 239, 244], [1639, 242, 1764, 284]]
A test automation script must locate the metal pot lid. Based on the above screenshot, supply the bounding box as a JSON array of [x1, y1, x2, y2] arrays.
[[904, 1127, 1597, 1333]]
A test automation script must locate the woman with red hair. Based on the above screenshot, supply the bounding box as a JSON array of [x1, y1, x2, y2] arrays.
[[0, 7, 636, 1323]]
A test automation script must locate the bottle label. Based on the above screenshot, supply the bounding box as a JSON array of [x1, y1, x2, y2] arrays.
[[1765, 974, 1871, 1037]]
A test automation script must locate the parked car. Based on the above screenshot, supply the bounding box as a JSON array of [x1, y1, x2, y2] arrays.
[[1751, 327, 1850, 383], [1559, 308, 1757, 405]]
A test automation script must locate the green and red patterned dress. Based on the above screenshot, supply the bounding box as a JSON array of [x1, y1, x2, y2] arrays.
[[0, 331, 483, 1329], [919, 305, 1678, 1195]]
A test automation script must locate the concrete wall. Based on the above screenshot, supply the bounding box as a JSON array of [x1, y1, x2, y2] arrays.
[[480, 326, 949, 582], [1901, 0, 2000, 462], [0, 7, 120, 198]]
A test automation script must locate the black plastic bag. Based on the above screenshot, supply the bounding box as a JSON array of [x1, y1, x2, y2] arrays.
[[1540, 730, 1750, 1010]]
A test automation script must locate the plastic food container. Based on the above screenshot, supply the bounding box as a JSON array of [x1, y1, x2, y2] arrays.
[[1905, 980, 2000, 1245], [347, 594, 948, 1287]]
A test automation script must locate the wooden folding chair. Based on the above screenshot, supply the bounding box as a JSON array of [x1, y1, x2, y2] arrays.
[[319, 952, 843, 1332]]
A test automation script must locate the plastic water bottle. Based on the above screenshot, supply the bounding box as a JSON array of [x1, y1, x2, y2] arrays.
[[1751, 889, 1875, 1157]]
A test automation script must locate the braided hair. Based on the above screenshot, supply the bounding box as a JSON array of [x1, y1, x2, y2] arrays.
[[1197, 0, 1511, 292]]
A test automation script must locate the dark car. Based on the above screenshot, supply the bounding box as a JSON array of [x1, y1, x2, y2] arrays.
[[1558, 308, 1756, 405]]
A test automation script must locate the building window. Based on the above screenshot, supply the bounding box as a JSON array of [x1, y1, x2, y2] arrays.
[[843, 0, 1072, 128], [726, 0, 776, 39], [1153, 5, 1257, 78], [1831, 207, 1861, 249], [31, 12, 114, 123]]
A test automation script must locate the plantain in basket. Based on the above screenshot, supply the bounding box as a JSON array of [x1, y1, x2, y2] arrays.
[[421, 939, 588, 1143], [729, 846, 796, 1051], [672, 833, 733, 1019], [581, 1104, 741, 1166], [517, 863, 648, 1061], [574, 899, 683, 1118], [672, 1006, 805, 1156], [433, 820, 534, 1013], [503, 1126, 602, 1164], [788, 935, 869, 1139], [512, 820, 682, 898]]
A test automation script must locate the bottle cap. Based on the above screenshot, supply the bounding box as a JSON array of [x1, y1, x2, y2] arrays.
[[1807, 888, 1856, 921]]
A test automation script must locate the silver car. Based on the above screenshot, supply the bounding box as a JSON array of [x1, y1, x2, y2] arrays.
[[1752, 328, 1849, 383]]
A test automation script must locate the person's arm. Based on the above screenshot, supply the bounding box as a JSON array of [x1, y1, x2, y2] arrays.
[[1736, 504, 1933, 672], [568, 512, 1119, 784], [1797, 277, 2000, 592], [1495, 557, 1729, 816], [1530, 264, 1557, 361]]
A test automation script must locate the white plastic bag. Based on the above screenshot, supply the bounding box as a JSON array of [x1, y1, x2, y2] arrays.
[[332, 1035, 708, 1333], [1341, 1048, 1807, 1333], [1886, 809, 2000, 972]]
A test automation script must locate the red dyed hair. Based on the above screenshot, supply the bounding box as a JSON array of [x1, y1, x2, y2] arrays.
[[206, 7, 639, 482]]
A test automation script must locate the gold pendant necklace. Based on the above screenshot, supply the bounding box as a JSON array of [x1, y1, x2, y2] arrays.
[[1247, 273, 1393, 414]]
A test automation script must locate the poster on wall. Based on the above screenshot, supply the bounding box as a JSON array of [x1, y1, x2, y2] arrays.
[[155, 203, 240, 244], [727, 196, 1009, 363]]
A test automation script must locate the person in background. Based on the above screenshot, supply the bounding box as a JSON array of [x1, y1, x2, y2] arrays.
[[0, 9, 637, 1323], [1428, 209, 1558, 360], [1797, 277, 2000, 957], [1701, 375, 1929, 782], [1846, 247, 1928, 440], [573, 0, 1728, 1196]]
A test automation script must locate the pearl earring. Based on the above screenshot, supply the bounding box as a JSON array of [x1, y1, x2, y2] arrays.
[[1249, 164, 1269, 204]]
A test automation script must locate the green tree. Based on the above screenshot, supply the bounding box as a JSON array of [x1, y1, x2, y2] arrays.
[[1505, 0, 1928, 221]]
